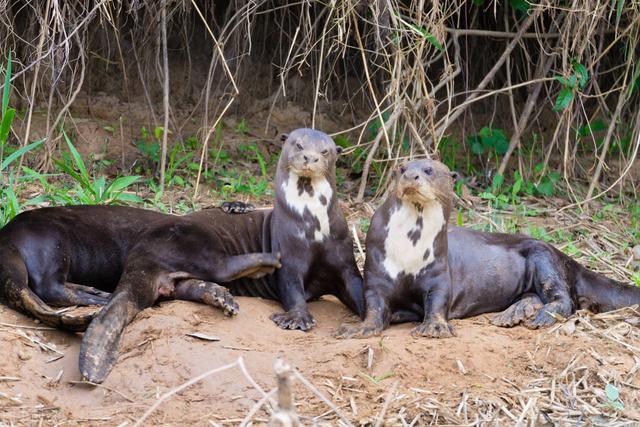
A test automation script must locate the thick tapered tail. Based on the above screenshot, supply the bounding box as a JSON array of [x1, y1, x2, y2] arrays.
[[0, 245, 95, 331], [80, 291, 135, 383], [575, 264, 640, 312]]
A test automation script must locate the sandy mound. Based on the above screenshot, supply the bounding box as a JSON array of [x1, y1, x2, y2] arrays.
[[1, 296, 639, 425]]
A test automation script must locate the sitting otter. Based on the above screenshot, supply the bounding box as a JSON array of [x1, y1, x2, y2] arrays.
[[269, 128, 364, 330], [337, 159, 640, 338]]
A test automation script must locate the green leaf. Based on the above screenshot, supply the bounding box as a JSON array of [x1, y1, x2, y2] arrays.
[[114, 193, 144, 204], [571, 59, 589, 89], [509, 0, 530, 12], [616, 0, 625, 23], [2, 50, 12, 118], [492, 174, 504, 193], [548, 171, 561, 183], [605, 384, 619, 402], [554, 76, 569, 86], [153, 126, 165, 141], [0, 139, 44, 172], [578, 119, 607, 137], [0, 107, 15, 144], [568, 75, 578, 89], [471, 140, 484, 155], [536, 179, 554, 197], [479, 192, 496, 200], [425, 33, 444, 52], [108, 175, 141, 193], [553, 87, 574, 112], [512, 177, 522, 196], [93, 176, 106, 200], [63, 132, 90, 182]]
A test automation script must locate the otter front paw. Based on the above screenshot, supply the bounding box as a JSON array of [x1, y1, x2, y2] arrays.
[[220, 201, 255, 214], [411, 319, 454, 338], [270, 309, 316, 331], [335, 323, 382, 339]]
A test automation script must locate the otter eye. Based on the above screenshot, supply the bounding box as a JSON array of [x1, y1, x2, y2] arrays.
[[424, 167, 433, 175], [399, 166, 407, 174], [295, 143, 303, 150], [321, 149, 329, 155]]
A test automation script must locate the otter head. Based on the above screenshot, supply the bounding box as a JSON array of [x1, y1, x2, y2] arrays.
[[395, 159, 457, 207], [280, 128, 342, 178]]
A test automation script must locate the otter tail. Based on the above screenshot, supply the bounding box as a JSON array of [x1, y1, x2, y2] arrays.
[[0, 245, 96, 331], [574, 263, 640, 312]]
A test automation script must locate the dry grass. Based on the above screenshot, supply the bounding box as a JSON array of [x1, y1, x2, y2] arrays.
[[0, 0, 637, 202]]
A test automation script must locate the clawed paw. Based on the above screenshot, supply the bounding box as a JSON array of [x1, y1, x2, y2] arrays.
[[524, 309, 561, 329], [270, 309, 316, 331], [209, 287, 239, 317], [220, 201, 255, 214], [411, 320, 454, 338], [491, 300, 542, 328], [335, 323, 382, 339]]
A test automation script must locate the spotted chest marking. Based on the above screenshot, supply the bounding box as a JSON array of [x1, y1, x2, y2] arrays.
[[281, 173, 333, 241], [382, 200, 445, 280]]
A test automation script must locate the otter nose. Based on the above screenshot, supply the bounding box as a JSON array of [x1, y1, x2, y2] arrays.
[[303, 154, 319, 164], [402, 170, 421, 181]]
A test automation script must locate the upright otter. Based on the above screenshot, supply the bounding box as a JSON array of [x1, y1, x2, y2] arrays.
[[337, 159, 640, 338], [269, 128, 365, 330]]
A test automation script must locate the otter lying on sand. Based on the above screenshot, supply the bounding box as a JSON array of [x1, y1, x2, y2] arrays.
[[0, 205, 282, 382], [337, 159, 640, 338]]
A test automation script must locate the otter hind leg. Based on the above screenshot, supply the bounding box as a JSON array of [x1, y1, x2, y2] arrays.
[[214, 253, 282, 282], [173, 279, 239, 316], [491, 293, 543, 327], [525, 245, 575, 329]]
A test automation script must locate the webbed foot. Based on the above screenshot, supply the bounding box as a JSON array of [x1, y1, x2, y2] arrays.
[[411, 319, 455, 338], [270, 308, 316, 331]]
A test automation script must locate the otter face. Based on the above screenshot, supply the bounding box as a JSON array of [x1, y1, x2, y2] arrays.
[[395, 159, 456, 204], [282, 128, 341, 178]]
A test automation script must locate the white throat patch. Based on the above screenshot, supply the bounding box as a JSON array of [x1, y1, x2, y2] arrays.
[[281, 172, 333, 241], [382, 199, 445, 279]]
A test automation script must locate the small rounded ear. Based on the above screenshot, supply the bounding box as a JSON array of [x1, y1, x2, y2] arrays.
[[280, 133, 288, 143], [336, 145, 343, 154], [450, 171, 459, 180]]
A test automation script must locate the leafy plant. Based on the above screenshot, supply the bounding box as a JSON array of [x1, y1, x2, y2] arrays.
[[234, 118, 250, 135], [218, 171, 270, 198], [51, 133, 143, 205], [0, 52, 45, 226], [553, 58, 589, 112], [468, 127, 509, 156]]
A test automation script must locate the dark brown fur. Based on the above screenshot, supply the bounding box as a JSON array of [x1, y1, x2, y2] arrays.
[[268, 128, 364, 330], [338, 159, 640, 339]]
